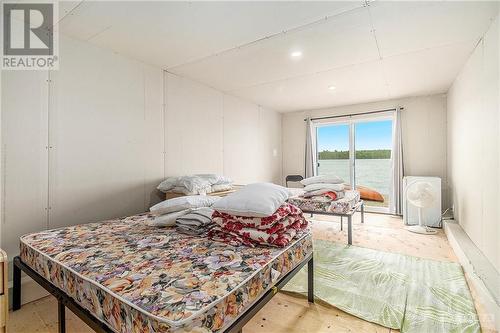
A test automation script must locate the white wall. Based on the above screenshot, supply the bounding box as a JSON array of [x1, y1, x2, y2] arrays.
[[164, 72, 282, 185], [1, 71, 50, 260], [282, 94, 448, 205], [447, 14, 499, 272], [1, 36, 283, 262], [1, 36, 165, 260]]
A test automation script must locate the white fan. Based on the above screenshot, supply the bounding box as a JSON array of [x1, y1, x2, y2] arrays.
[[406, 181, 438, 235]]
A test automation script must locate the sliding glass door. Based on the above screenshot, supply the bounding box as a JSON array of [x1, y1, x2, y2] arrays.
[[316, 115, 393, 212]]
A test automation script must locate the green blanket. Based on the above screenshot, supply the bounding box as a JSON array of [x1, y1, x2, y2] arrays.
[[283, 240, 480, 333]]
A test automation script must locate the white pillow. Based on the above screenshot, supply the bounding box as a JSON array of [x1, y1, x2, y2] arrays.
[[211, 183, 289, 217], [177, 176, 212, 193], [300, 175, 344, 186], [211, 183, 233, 192], [171, 185, 213, 195], [214, 176, 232, 185], [146, 209, 191, 227], [157, 177, 179, 192], [150, 195, 220, 215], [157, 175, 232, 193], [303, 183, 345, 192], [196, 174, 233, 185], [170, 186, 196, 195]]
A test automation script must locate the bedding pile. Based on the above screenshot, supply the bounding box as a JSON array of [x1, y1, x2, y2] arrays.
[[147, 195, 220, 228], [300, 174, 346, 199], [287, 175, 361, 214], [208, 183, 309, 247], [157, 174, 233, 195]]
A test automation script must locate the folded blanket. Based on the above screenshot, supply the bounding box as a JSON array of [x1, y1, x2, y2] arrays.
[[146, 209, 191, 227], [176, 207, 214, 235], [302, 189, 345, 199], [303, 183, 345, 192], [177, 207, 213, 226], [213, 212, 304, 236], [209, 216, 308, 247], [176, 225, 210, 236], [300, 175, 344, 186], [211, 203, 302, 230], [323, 192, 338, 201]]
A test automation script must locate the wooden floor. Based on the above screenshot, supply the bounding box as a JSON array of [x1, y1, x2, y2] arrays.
[[7, 213, 496, 333]]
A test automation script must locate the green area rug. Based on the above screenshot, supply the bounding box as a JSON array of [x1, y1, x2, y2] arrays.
[[283, 239, 480, 333]]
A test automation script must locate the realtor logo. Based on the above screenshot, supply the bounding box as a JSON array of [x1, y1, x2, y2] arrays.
[[2, 2, 59, 70]]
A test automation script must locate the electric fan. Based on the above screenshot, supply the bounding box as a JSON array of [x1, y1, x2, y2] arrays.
[[406, 181, 438, 235]]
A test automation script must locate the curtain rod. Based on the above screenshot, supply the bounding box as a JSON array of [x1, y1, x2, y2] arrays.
[[303, 107, 404, 122]]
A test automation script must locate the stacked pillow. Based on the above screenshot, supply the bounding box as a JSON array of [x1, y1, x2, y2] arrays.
[[148, 196, 220, 227], [157, 174, 233, 195], [208, 183, 308, 247], [300, 175, 345, 200]]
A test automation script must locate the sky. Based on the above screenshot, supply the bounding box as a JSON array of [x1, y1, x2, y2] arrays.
[[317, 120, 393, 151]]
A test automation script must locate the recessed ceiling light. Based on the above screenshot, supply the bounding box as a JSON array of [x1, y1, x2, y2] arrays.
[[290, 51, 302, 58], [328, 86, 336, 90]]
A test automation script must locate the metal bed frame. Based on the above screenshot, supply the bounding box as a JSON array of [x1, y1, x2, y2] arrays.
[[12, 252, 314, 333], [302, 200, 365, 245]]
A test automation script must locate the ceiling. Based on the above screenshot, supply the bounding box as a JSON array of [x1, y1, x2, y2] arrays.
[[57, 1, 499, 112]]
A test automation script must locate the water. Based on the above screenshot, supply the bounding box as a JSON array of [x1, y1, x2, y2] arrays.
[[317, 159, 391, 195]]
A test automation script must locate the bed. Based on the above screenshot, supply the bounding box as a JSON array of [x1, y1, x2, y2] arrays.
[[287, 190, 365, 245], [13, 213, 313, 333]]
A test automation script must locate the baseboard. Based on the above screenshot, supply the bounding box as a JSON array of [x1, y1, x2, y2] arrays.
[[444, 221, 500, 331]]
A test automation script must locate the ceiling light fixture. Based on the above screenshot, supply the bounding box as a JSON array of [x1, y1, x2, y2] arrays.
[[328, 86, 336, 90], [290, 51, 302, 58]]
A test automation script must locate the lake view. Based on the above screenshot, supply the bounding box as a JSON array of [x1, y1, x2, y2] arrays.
[[318, 159, 391, 207]]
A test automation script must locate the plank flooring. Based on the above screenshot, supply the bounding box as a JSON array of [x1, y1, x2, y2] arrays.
[[7, 213, 496, 333]]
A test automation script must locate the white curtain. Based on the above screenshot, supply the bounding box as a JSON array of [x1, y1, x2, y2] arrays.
[[305, 118, 317, 178], [390, 107, 404, 214]]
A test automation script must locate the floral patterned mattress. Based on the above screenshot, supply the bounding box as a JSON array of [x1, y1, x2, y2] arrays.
[[287, 190, 361, 214], [20, 213, 312, 333]]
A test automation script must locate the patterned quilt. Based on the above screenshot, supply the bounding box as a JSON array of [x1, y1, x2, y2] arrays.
[[20, 213, 312, 333], [210, 203, 308, 247]]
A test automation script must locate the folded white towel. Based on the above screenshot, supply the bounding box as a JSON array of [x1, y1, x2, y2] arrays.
[[300, 175, 344, 186], [303, 183, 345, 192]]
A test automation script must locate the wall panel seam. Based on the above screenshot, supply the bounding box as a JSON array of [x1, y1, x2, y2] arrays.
[[46, 71, 51, 230]]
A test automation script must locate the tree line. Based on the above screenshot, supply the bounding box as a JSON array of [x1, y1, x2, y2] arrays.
[[319, 149, 391, 159]]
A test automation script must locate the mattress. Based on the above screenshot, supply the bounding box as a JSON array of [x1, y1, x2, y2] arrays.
[[288, 190, 361, 214], [20, 213, 312, 333]]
